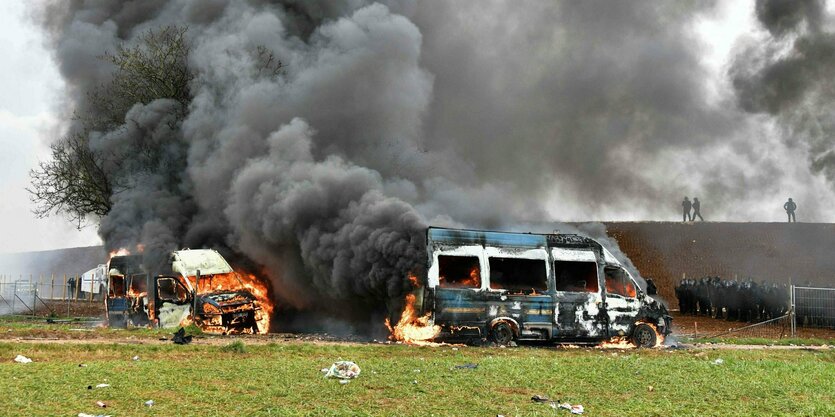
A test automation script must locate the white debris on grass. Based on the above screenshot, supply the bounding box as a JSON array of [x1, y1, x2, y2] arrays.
[[14, 355, 32, 364], [322, 361, 361, 379]]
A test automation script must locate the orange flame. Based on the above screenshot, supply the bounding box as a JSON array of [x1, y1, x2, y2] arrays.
[[438, 265, 481, 288], [605, 279, 637, 298], [187, 271, 273, 333], [598, 336, 637, 349], [108, 248, 131, 260], [386, 293, 441, 345], [598, 323, 664, 349]]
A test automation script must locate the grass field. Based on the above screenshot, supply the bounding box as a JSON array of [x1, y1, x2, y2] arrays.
[[2, 333, 833, 417]]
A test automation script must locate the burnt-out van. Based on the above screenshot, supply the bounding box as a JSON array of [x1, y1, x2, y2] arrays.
[[415, 227, 671, 346], [105, 249, 265, 334]]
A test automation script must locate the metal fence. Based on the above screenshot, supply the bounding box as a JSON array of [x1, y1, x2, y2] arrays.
[[0, 273, 104, 317], [706, 314, 792, 339], [792, 285, 835, 333]]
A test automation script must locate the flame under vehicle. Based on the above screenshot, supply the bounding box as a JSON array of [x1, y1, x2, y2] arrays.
[[105, 249, 265, 334], [413, 227, 671, 347]]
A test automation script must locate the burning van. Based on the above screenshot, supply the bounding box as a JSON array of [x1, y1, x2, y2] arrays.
[[409, 227, 671, 347], [105, 249, 267, 334]]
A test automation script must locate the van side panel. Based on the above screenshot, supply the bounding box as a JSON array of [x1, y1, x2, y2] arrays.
[[551, 248, 608, 339]]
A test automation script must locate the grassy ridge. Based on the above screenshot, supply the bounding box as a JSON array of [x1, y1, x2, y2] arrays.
[[1, 341, 833, 417]]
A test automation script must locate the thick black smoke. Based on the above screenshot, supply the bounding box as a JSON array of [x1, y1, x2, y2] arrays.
[[31, 1, 835, 322]]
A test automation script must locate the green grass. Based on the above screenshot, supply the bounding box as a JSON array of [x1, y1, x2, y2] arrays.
[[0, 316, 194, 340], [0, 341, 832, 417], [221, 340, 247, 353]]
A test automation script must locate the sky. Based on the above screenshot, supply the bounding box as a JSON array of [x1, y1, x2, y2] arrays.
[[0, 2, 101, 253], [1, 0, 834, 254]]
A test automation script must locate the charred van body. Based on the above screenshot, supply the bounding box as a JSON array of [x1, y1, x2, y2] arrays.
[[413, 227, 671, 347], [105, 249, 265, 334]]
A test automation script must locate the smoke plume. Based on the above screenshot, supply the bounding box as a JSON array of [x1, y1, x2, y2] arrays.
[[731, 0, 835, 188], [31, 1, 835, 321]]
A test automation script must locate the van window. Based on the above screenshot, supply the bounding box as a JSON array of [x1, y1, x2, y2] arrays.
[[129, 274, 147, 296], [554, 261, 598, 293], [157, 277, 188, 302], [489, 257, 547, 293], [438, 255, 481, 288], [109, 276, 126, 297], [605, 267, 637, 298]]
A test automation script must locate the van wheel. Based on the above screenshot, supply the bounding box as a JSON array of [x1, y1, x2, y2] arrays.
[[491, 322, 514, 346], [631, 323, 657, 348]]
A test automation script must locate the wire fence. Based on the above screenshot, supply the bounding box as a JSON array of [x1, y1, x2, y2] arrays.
[[792, 286, 835, 331], [703, 285, 835, 339], [706, 314, 792, 339], [0, 273, 105, 317]]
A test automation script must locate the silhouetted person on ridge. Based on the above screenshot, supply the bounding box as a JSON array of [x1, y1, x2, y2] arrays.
[[783, 198, 797, 223], [692, 197, 704, 221], [681, 197, 692, 222]]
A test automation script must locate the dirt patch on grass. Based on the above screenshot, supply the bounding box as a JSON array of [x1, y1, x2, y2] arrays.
[[671, 312, 835, 339]]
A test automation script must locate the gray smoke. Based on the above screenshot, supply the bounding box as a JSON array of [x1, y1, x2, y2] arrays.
[[31, 1, 835, 318], [731, 0, 835, 187]]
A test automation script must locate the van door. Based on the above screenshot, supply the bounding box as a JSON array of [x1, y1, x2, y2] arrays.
[[551, 248, 607, 339], [155, 276, 192, 328], [484, 248, 552, 340], [603, 266, 641, 336]]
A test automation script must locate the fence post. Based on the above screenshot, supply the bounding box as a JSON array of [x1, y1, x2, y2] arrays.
[[64, 273, 69, 317], [12, 280, 17, 314], [50, 274, 54, 300], [789, 281, 796, 338], [33, 275, 38, 317]]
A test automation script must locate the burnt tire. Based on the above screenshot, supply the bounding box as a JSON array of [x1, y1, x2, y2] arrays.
[[631, 323, 657, 348], [491, 322, 514, 346]]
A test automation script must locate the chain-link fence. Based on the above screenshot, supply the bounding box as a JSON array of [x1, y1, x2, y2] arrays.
[[706, 314, 792, 339], [792, 285, 835, 332], [0, 273, 105, 317]]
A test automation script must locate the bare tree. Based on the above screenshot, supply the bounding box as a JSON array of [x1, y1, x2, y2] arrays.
[[28, 133, 115, 227], [29, 26, 193, 227]]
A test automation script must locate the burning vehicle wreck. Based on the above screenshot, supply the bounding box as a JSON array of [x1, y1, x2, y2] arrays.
[[106, 249, 269, 334], [397, 227, 671, 347]]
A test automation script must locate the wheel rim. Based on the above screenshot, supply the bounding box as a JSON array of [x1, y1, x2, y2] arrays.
[[494, 324, 513, 345], [636, 326, 654, 347]]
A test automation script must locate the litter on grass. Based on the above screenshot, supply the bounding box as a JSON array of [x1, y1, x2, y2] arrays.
[[172, 328, 193, 345], [322, 361, 361, 379], [532, 395, 584, 415], [14, 355, 32, 364]]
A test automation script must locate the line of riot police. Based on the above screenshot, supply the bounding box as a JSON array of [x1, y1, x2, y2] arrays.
[[675, 277, 789, 322]]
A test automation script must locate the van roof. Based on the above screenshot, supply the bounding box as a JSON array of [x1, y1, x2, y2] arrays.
[[427, 226, 597, 249]]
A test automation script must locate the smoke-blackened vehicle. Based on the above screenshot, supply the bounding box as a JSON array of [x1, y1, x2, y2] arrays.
[[410, 227, 671, 347], [105, 249, 266, 334]]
